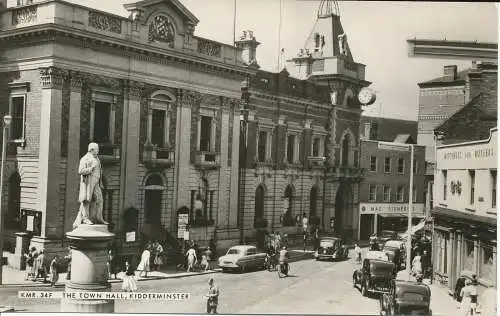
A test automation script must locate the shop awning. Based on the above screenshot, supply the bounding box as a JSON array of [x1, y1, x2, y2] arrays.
[[432, 206, 495, 226], [377, 213, 425, 218], [400, 221, 426, 240]]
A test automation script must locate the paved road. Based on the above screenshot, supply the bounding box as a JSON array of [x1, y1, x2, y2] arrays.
[[0, 252, 456, 315]]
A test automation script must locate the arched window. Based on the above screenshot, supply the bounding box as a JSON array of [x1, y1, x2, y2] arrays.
[[341, 134, 350, 166], [283, 185, 294, 226], [144, 174, 164, 225], [254, 185, 265, 228], [7, 172, 21, 230]]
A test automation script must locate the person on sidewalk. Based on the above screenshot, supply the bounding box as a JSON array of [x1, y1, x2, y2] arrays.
[[24, 247, 36, 281], [137, 245, 151, 278], [205, 277, 219, 314], [186, 246, 197, 272], [64, 247, 72, 281], [353, 244, 362, 264], [49, 255, 59, 287], [154, 242, 164, 271], [459, 279, 476, 316], [411, 252, 423, 278], [120, 261, 137, 292], [200, 253, 209, 272], [35, 249, 48, 283]]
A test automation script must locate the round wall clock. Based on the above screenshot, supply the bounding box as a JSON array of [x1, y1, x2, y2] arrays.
[[358, 87, 376, 105]]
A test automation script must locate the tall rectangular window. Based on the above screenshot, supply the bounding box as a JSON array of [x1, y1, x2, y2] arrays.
[[397, 157, 405, 174], [151, 109, 166, 147], [412, 185, 417, 203], [312, 138, 320, 157], [384, 157, 392, 173], [258, 131, 267, 162], [287, 134, 295, 164], [469, 170, 475, 205], [413, 160, 419, 174], [492, 170, 497, 208], [10, 95, 26, 141], [383, 185, 391, 202], [93, 101, 111, 143], [370, 156, 377, 172], [443, 170, 448, 200], [199, 116, 212, 151], [369, 184, 377, 202], [397, 185, 404, 202]]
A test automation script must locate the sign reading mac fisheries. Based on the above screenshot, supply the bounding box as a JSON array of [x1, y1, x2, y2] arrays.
[[359, 203, 425, 216]]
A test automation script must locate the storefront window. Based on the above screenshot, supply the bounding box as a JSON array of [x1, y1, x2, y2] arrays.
[[479, 245, 494, 282], [463, 239, 475, 272]]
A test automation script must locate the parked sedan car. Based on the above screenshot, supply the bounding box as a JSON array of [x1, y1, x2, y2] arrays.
[[353, 258, 396, 297], [379, 279, 432, 316], [380, 230, 399, 244], [218, 245, 267, 273], [314, 236, 349, 261]]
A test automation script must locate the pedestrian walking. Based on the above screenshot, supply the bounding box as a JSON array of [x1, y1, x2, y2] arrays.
[[149, 242, 156, 271], [120, 261, 138, 292], [459, 279, 476, 316], [49, 255, 59, 287], [64, 247, 72, 281], [205, 277, 219, 314], [200, 254, 209, 271], [154, 242, 164, 271], [186, 246, 197, 272], [35, 249, 48, 282], [24, 247, 37, 281], [137, 245, 151, 277], [412, 252, 423, 278], [354, 243, 362, 264], [313, 227, 320, 251]]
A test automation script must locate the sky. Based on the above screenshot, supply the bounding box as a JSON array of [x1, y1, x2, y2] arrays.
[[64, 0, 498, 121]]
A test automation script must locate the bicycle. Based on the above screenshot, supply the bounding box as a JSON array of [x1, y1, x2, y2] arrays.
[[277, 262, 289, 278], [265, 253, 278, 272]]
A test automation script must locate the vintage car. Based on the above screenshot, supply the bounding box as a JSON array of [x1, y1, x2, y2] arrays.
[[383, 240, 405, 269], [353, 258, 396, 297], [380, 230, 399, 244], [218, 245, 267, 273], [314, 236, 349, 261], [379, 279, 432, 315]]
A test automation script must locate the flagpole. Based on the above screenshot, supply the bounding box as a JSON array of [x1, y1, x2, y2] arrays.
[[233, 0, 237, 45]]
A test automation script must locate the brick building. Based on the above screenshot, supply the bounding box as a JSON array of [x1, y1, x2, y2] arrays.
[[358, 121, 426, 240], [432, 62, 497, 296], [234, 1, 371, 242], [0, 0, 255, 267]]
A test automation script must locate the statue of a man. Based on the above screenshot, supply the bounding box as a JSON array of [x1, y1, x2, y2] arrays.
[[338, 33, 346, 55], [73, 142, 108, 229]]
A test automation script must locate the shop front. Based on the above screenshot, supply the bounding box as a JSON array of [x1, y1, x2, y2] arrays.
[[432, 206, 497, 297], [359, 203, 425, 240]]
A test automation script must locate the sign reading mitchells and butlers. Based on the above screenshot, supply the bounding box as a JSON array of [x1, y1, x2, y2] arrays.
[[436, 129, 496, 169], [359, 203, 425, 216]]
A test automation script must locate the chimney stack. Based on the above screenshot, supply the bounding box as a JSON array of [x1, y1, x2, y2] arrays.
[[235, 30, 260, 66], [443, 65, 458, 81]]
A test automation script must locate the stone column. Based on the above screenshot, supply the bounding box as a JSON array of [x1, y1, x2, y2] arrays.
[[164, 108, 170, 147], [228, 99, 241, 228], [175, 90, 197, 209], [109, 102, 116, 144], [64, 74, 83, 233], [39, 67, 66, 238], [217, 98, 230, 227], [89, 101, 95, 141], [457, 231, 463, 277], [120, 82, 142, 210], [448, 230, 456, 292], [146, 106, 153, 142], [473, 235, 479, 275], [61, 225, 114, 313]]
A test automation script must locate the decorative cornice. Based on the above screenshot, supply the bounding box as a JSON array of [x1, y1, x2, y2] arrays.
[[39, 66, 68, 89], [251, 90, 329, 110], [127, 81, 145, 98]]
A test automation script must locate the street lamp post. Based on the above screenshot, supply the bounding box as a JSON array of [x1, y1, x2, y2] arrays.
[[406, 144, 414, 281], [0, 114, 12, 285]]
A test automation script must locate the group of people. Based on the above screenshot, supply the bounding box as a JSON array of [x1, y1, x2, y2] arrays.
[[183, 240, 215, 273], [23, 247, 62, 287], [136, 241, 166, 277]]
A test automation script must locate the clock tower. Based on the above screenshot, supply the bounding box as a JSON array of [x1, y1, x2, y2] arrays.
[[288, 0, 373, 239]]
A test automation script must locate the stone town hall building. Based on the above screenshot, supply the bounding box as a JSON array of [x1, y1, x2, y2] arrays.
[[0, 0, 370, 265]]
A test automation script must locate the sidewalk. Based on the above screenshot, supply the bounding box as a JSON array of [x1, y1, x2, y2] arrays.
[[0, 264, 222, 288], [1, 249, 313, 288], [396, 270, 457, 316]]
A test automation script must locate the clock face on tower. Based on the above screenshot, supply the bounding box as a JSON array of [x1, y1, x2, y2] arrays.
[[358, 88, 376, 105]]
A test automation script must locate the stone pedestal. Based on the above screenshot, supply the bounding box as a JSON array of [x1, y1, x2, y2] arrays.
[[61, 224, 114, 313]]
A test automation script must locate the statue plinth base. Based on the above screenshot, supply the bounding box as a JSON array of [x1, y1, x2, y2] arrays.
[[61, 224, 115, 313]]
